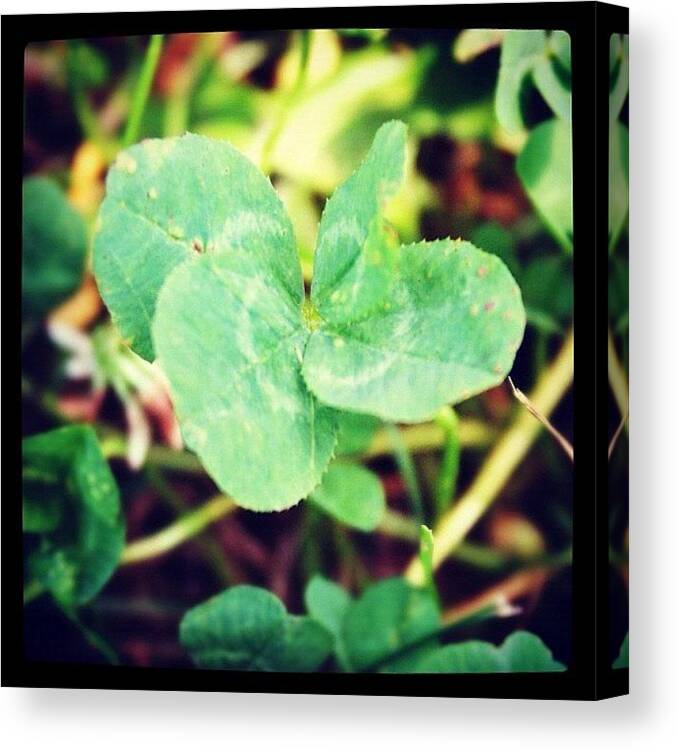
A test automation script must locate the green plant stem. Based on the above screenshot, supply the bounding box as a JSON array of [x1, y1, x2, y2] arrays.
[[451, 542, 514, 571], [385, 422, 425, 523], [368, 417, 493, 456], [434, 406, 461, 516], [333, 525, 371, 591], [120, 494, 235, 565], [122, 34, 163, 148], [260, 30, 312, 174], [71, 83, 103, 144], [405, 328, 574, 584], [146, 468, 235, 585], [99, 417, 494, 475], [608, 325, 629, 428], [163, 34, 219, 137], [379, 507, 420, 541], [379, 508, 562, 572]]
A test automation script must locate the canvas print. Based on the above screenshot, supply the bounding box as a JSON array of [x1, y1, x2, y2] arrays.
[[22, 27, 576, 676]]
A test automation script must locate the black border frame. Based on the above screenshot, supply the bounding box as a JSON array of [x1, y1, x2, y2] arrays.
[[2, 1, 629, 700]]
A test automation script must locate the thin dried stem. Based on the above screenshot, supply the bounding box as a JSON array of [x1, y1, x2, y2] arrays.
[[608, 409, 629, 460], [507, 376, 573, 462]]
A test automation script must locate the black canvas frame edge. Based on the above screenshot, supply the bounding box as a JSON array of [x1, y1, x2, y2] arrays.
[[1, 1, 628, 701]]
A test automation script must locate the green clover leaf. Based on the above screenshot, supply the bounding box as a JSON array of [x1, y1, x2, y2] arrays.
[[94, 121, 525, 512], [23, 425, 125, 606], [179, 585, 332, 672], [22, 177, 88, 321]]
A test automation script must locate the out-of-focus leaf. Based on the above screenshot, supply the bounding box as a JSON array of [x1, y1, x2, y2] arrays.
[[276, 29, 341, 91], [342, 577, 440, 671], [309, 463, 385, 532], [180, 585, 332, 671], [304, 575, 351, 639], [274, 178, 320, 275], [609, 34, 629, 124], [498, 630, 565, 671], [516, 118, 573, 253], [67, 40, 110, 89], [414, 631, 565, 673], [609, 121, 629, 253], [551, 30, 572, 72], [470, 221, 519, 277], [453, 29, 504, 63], [496, 31, 571, 131], [495, 30, 547, 133], [411, 41, 497, 142], [269, 47, 432, 193], [192, 83, 263, 148], [533, 54, 571, 123], [415, 640, 504, 672], [334, 410, 381, 456], [608, 254, 629, 333], [613, 633, 629, 669], [521, 255, 573, 330], [337, 29, 388, 42], [22, 177, 88, 321], [23, 425, 125, 606], [304, 574, 352, 668]]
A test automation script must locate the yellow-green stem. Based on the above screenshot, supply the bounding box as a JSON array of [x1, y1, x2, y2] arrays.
[[434, 405, 461, 515], [120, 494, 235, 565], [122, 34, 163, 148], [100, 417, 494, 472], [608, 325, 629, 425]]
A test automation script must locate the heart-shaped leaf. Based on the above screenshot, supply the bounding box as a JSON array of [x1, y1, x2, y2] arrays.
[[334, 410, 381, 456], [180, 585, 332, 671], [303, 237, 525, 422], [413, 630, 565, 673], [308, 462, 385, 531], [311, 120, 406, 323], [94, 134, 302, 361], [153, 251, 337, 512], [341, 577, 440, 671], [304, 575, 351, 639], [304, 574, 352, 668]]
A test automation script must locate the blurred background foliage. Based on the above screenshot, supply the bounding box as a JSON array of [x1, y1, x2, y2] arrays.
[[21, 28, 589, 669]]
